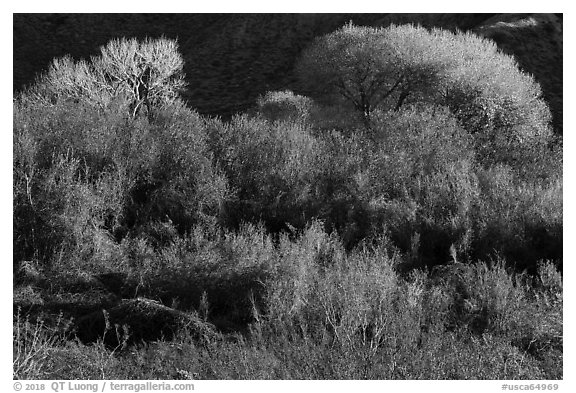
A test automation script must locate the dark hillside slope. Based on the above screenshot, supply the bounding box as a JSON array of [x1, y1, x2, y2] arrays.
[[13, 13, 562, 132], [178, 14, 347, 116], [473, 14, 563, 133]]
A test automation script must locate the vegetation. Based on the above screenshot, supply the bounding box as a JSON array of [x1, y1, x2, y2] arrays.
[[13, 23, 562, 380], [297, 24, 554, 167], [296, 23, 452, 119], [33, 37, 186, 119], [13, 14, 563, 133]]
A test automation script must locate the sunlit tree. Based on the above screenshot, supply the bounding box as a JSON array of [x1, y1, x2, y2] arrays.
[[30, 37, 186, 120], [296, 23, 552, 151]]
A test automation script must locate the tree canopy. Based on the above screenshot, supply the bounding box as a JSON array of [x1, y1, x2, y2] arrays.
[[296, 23, 553, 152]]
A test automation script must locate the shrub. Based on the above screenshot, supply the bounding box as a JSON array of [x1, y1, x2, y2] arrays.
[[257, 90, 314, 123], [365, 105, 475, 196], [473, 165, 562, 269], [347, 106, 477, 264], [208, 115, 335, 232], [13, 39, 229, 270], [12, 135, 126, 269], [14, 221, 562, 379], [108, 223, 277, 332], [433, 258, 562, 376], [13, 310, 69, 379]]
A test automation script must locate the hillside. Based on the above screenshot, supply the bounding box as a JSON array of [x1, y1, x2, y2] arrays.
[[13, 18, 563, 380], [473, 14, 563, 133], [13, 13, 563, 133]]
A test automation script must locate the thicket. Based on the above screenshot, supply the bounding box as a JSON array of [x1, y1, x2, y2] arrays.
[[14, 223, 562, 379], [13, 27, 562, 379], [14, 38, 228, 270]]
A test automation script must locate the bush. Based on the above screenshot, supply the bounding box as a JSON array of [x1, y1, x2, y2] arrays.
[[342, 106, 477, 265], [257, 90, 314, 123], [104, 223, 277, 332], [12, 130, 127, 269], [14, 219, 562, 379], [473, 165, 562, 270], [207, 115, 356, 235], [13, 310, 69, 379], [317, 103, 561, 268], [13, 39, 229, 270], [365, 105, 475, 196], [204, 99, 561, 267]]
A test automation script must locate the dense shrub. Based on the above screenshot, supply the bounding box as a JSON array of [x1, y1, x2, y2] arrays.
[[301, 103, 561, 268], [13, 39, 229, 270], [206, 115, 367, 240], [13, 102, 128, 268], [257, 90, 314, 123], [331, 106, 476, 265], [472, 165, 562, 270], [364, 106, 475, 196], [14, 218, 562, 379], [204, 97, 561, 266]]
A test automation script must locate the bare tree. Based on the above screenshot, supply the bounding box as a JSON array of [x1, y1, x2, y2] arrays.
[[32, 37, 186, 121]]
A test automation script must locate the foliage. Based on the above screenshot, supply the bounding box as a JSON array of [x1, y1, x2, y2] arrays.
[[436, 29, 553, 166], [14, 14, 563, 136], [207, 115, 360, 236], [13, 310, 69, 379]]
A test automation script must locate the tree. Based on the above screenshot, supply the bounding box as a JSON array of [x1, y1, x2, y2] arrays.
[[296, 23, 452, 120], [295, 23, 553, 151], [29, 37, 186, 120]]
